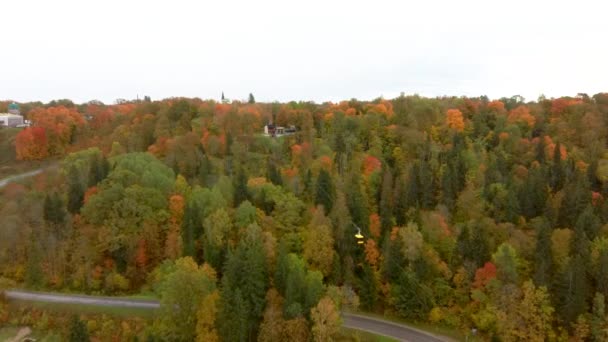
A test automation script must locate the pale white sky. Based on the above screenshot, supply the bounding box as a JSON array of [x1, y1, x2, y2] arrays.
[[1, 0, 607, 104]]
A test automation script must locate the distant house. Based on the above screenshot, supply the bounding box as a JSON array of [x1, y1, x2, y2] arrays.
[[0, 103, 29, 128], [0, 113, 24, 127], [263, 123, 297, 137]]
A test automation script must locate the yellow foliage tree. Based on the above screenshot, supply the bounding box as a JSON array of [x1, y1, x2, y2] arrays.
[[311, 296, 342, 342], [196, 291, 220, 342]]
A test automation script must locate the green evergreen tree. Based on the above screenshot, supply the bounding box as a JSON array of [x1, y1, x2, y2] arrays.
[[303, 270, 324, 315], [218, 287, 249, 342], [560, 173, 591, 229], [533, 218, 553, 287], [315, 169, 335, 214], [394, 175, 409, 226], [181, 203, 196, 258], [536, 136, 546, 164], [391, 271, 434, 320], [588, 159, 601, 192], [248, 93, 255, 104], [379, 168, 394, 232], [68, 315, 90, 342], [68, 165, 85, 214], [25, 239, 43, 288], [347, 174, 369, 233], [418, 159, 436, 209], [359, 264, 378, 311], [520, 166, 547, 219], [219, 224, 268, 340], [505, 183, 521, 224], [575, 205, 601, 241], [44, 192, 67, 225], [556, 255, 589, 324], [550, 142, 564, 192], [596, 249, 608, 299], [591, 293, 607, 342], [283, 254, 307, 318], [406, 163, 421, 209], [267, 159, 282, 186], [233, 168, 249, 206], [470, 224, 491, 268], [440, 163, 458, 211]]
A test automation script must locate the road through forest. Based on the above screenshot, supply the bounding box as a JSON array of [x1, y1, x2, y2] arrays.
[[4, 290, 454, 342]]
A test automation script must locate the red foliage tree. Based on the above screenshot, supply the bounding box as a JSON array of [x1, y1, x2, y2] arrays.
[[15, 126, 49, 160], [473, 262, 497, 288]]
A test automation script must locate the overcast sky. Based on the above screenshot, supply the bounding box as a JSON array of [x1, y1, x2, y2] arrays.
[[1, 0, 606, 104]]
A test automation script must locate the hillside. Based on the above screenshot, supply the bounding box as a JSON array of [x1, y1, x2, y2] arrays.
[[1, 94, 608, 341]]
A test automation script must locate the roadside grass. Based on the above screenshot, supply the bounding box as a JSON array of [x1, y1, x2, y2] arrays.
[[8, 299, 158, 319], [0, 326, 20, 340], [337, 327, 399, 342], [345, 310, 465, 341]]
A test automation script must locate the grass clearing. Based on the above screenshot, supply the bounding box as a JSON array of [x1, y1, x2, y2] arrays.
[[0, 326, 61, 342], [0, 326, 21, 340], [337, 327, 399, 342], [8, 299, 158, 319]]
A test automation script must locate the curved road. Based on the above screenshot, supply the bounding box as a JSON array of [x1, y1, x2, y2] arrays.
[[4, 290, 453, 342], [0, 169, 44, 188]]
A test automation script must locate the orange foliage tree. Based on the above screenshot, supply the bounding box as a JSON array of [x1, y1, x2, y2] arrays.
[[165, 194, 185, 259], [446, 109, 465, 132], [487, 100, 506, 113], [27, 106, 85, 156], [508, 105, 536, 127]]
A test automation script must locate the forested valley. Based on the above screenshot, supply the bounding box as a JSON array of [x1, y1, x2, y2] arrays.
[[2, 93, 608, 341]]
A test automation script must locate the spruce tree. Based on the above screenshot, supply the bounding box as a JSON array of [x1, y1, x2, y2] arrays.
[[267, 159, 282, 186], [418, 160, 436, 209], [557, 255, 589, 324], [536, 136, 546, 164], [550, 142, 564, 192], [315, 169, 335, 214], [25, 239, 43, 288], [379, 169, 394, 233], [68, 166, 85, 214], [347, 173, 369, 233], [359, 264, 378, 311], [533, 218, 553, 287], [597, 249, 608, 299], [68, 315, 90, 342], [181, 203, 196, 258], [218, 225, 268, 339], [559, 173, 591, 229], [233, 168, 248, 206]]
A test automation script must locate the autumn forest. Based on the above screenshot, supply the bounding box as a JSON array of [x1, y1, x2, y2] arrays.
[[2, 93, 608, 341]]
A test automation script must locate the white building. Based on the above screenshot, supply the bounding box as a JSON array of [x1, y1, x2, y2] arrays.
[[0, 113, 24, 127]]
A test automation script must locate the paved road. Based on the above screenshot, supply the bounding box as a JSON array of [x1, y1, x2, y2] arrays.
[[343, 313, 453, 342], [5, 290, 452, 342], [0, 169, 44, 188], [4, 290, 160, 309]]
